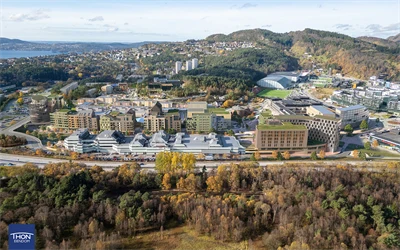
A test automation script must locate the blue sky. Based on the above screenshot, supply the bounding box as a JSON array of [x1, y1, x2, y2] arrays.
[[1, 0, 399, 42]]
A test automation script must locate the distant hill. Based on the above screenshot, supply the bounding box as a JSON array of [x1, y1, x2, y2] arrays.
[[357, 36, 398, 47], [0, 38, 162, 53], [0, 37, 32, 44], [202, 28, 400, 81], [388, 33, 400, 43]]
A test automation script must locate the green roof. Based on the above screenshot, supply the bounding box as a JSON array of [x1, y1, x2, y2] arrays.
[[208, 108, 229, 114], [110, 111, 121, 116], [31, 95, 47, 101], [257, 122, 307, 130], [58, 109, 70, 113], [167, 109, 179, 114], [260, 110, 272, 117]]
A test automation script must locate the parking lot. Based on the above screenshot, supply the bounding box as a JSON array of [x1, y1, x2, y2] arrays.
[[92, 153, 156, 162]]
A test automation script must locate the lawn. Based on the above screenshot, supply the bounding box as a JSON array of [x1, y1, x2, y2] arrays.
[[257, 89, 291, 99]]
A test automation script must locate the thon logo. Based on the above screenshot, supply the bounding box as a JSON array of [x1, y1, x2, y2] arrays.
[[8, 224, 35, 250]]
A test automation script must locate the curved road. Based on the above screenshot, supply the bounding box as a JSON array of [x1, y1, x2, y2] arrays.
[[0, 116, 43, 149]]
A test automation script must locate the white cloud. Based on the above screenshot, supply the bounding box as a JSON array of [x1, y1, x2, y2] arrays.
[[88, 16, 104, 22], [334, 24, 352, 31], [366, 23, 400, 33], [9, 9, 50, 22]]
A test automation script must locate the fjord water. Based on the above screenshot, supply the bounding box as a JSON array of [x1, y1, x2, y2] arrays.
[[0, 50, 61, 59]]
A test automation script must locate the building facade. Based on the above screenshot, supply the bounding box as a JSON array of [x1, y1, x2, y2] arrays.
[[60, 82, 78, 94], [100, 109, 136, 133], [336, 105, 369, 129], [64, 129, 245, 155], [255, 121, 308, 151], [186, 60, 192, 71], [276, 115, 340, 152], [51, 109, 99, 131], [192, 58, 198, 69], [175, 61, 182, 74], [29, 95, 50, 123]]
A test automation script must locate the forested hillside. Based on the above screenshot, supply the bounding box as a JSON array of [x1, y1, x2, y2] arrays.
[[290, 29, 400, 80], [202, 28, 400, 81], [1, 162, 399, 249]]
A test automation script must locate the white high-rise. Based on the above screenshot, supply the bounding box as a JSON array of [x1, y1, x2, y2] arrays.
[[192, 58, 198, 69], [186, 61, 192, 71], [175, 61, 182, 74]]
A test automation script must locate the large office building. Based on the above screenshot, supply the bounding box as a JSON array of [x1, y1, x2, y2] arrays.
[[336, 105, 369, 129], [275, 115, 340, 152], [64, 129, 245, 155], [29, 95, 50, 123], [100, 109, 136, 133], [255, 120, 308, 151], [175, 61, 182, 74], [144, 102, 181, 132]]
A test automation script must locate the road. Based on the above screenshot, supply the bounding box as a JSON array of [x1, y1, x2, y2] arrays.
[[0, 152, 393, 172], [0, 116, 43, 149]]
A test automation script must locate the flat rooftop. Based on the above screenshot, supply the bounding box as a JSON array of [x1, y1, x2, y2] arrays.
[[337, 105, 366, 112], [258, 122, 307, 130], [207, 108, 229, 114], [310, 105, 335, 115]]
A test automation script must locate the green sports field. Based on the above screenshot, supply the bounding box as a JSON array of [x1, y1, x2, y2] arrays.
[[257, 89, 292, 98]]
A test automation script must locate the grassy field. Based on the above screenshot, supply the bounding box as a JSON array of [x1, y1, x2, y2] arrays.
[[257, 89, 291, 98], [120, 226, 252, 250]]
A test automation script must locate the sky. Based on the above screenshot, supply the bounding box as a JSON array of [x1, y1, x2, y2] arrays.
[[0, 0, 400, 43]]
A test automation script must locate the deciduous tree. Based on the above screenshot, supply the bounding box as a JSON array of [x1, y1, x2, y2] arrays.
[[283, 151, 290, 160]]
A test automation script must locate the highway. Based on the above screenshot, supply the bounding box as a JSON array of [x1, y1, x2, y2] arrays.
[[0, 152, 389, 172], [0, 116, 43, 149]]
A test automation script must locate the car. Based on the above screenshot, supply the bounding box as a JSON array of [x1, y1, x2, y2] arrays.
[[6, 163, 15, 166], [139, 163, 145, 166]]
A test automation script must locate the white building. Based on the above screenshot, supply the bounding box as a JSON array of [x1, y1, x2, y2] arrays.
[[186, 61, 192, 71], [336, 105, 369, 129], [64, 129, 244, 155], [60, 82, 78, 94], [192, 58, 198, 69], [175, 61, 182, 74]]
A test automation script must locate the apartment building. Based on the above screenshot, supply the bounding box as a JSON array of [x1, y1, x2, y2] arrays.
[[99, 109, 136, 133], [186, 107, 232, 132], [69, 109, 99, 131], [144, 102, 181, 132], [51, 109, 99, 131], [50, 109, 72, 129], [255, 120, 308, 151]]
